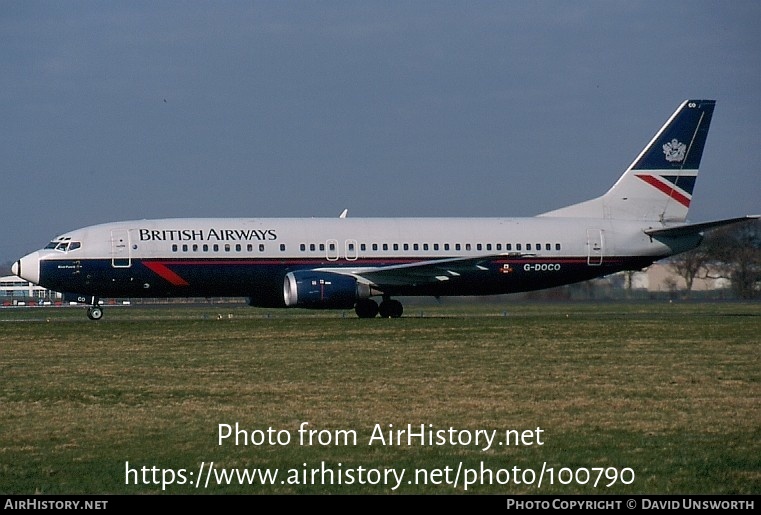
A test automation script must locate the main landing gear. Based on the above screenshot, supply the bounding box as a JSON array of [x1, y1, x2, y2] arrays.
[[354, 297, 404, 319]]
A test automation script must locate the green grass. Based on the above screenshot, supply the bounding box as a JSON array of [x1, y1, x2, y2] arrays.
[[0, 301, 759, 494]]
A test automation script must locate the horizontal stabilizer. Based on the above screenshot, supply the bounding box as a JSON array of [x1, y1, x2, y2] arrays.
[[644, 215, 759, 238]]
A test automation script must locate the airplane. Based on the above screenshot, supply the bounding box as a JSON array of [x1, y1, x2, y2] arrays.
[[11, 99, 757, 320]]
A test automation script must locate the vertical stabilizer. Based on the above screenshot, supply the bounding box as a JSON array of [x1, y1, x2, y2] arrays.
[[540, 99, 715, 222]]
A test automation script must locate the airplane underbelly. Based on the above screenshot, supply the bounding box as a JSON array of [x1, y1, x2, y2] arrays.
[[38, 254, 656, 300]]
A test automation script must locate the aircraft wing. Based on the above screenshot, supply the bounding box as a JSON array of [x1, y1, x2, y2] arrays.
[[315, 254, 513, 287], [645, 215, 759, 238]]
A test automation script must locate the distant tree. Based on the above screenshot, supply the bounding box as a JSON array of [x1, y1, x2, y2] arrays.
[[662, 276, 679, 300], [621, 270, 635, 298], [700, 220, 761, 299], [667, 245, 712, 298]]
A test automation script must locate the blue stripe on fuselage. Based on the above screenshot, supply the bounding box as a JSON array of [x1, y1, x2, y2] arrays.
[[37, 255, 658, 301]]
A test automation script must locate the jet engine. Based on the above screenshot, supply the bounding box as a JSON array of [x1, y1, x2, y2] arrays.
[[283, 271, 372, 309]]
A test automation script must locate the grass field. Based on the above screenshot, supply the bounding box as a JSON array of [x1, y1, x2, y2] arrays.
[[0, 300, 759, 495]]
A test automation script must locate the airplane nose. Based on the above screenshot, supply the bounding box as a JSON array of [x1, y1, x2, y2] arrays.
[[13, 251, 41, 285]]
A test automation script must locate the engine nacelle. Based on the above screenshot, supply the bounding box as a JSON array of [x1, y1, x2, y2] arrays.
[[283, 271, 370, 309]]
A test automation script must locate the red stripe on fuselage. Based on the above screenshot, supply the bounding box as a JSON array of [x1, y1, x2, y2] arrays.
[[635, 174, 691, 207], [143, 262, 190, 286]]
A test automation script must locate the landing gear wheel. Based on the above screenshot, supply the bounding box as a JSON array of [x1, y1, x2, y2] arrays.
[[87, 306, 103, 320], [355, 299, 379, 318], [378, 299, 403, 318]]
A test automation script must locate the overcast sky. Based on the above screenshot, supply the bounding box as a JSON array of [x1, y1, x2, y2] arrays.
[[2, 1, 759, 264]]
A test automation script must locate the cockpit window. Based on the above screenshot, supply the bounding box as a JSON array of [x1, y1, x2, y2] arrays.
[[45, 241, 81, 252]]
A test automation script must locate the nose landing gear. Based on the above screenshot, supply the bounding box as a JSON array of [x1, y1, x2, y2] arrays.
[[87, 305, 104, 320], [84, 296, 103, 320]]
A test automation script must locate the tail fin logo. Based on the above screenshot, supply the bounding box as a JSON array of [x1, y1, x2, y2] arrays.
[[663, 139, 686, 163]]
